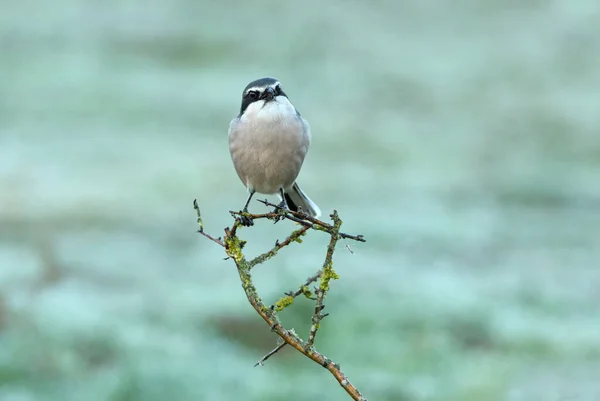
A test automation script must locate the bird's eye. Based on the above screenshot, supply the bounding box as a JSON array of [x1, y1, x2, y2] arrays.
[[247, 90, 259, 99], [275, 85, 282, 94]]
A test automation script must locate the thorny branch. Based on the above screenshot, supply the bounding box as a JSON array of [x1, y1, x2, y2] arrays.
[[193, 199, 368, 401], [256, 199, 366, 243], [307, 215, 341, 347]]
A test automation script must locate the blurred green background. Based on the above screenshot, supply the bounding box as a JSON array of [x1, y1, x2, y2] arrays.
[[2, 1, 600, 400]]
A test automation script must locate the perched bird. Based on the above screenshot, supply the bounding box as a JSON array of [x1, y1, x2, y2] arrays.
[[228, 77, 320, 224]]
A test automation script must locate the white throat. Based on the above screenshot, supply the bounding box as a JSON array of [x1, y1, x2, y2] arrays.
[[241, 96, 297, 123]]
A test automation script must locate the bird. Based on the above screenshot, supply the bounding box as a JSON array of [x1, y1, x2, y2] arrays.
[[228, 77, 321, 225]]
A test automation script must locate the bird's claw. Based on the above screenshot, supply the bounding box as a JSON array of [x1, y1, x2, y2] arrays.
[[238, 214, 254, 227], [272, 204, 287, 224]]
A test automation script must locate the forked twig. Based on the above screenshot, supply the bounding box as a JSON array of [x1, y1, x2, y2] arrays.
[[194, 199, 368, 401], [193, 199, 225, 247]]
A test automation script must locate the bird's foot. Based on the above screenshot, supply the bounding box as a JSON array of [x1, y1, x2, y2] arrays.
[[238, 210, 254, 227], [272, 201, 288, 224]]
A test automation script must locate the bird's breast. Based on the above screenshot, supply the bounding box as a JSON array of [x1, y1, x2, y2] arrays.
[[228, 100, 310, 194]]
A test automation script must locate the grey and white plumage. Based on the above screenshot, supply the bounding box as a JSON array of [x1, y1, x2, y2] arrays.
[[228, 77, 321, 217]]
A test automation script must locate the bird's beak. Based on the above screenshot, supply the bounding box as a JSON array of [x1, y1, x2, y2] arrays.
[[263, 87, 276, 101]]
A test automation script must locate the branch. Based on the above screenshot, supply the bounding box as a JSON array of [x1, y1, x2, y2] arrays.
[[193, 199, 225, 247], [254, 341, 287, 367], [236, 199, 366, 243], [194, 199, 368, 401], [285, 271, 322, 300], [248, 225, 310, 269], [307, 212, 342, 346]]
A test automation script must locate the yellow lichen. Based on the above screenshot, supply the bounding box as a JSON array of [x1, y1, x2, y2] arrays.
[[320, 261, 339, 292], [225, 235, 245, 263], [274, 295, 294, 312]]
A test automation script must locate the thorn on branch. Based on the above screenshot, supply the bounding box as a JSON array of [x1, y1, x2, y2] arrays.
[[321, 357, 332, 368]]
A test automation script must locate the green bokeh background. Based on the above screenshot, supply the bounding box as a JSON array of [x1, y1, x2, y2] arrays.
[[1, 1, 600, 400]]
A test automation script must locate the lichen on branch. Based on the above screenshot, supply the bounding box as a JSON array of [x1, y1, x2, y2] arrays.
[[193, 198, 368, 401]]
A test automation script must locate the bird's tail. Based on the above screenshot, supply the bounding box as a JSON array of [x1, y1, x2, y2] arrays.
[[283, 182, 321, 218]]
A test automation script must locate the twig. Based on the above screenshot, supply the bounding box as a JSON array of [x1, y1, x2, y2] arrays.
[[308, 287, 327, 347], [235, 199, 366, 243], [248, 225, 310, 269], [195, 199, 368, 401], [307, 210, 342, 347], [193, 199, 225, 247], [285, 271, 322, 300], [254, 342, 287, 367]]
